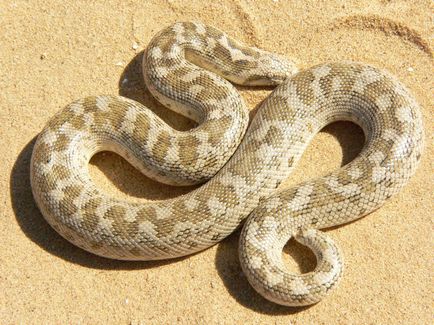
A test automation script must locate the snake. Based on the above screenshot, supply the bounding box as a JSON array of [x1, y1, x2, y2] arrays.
[[30, 22, 424, 306]]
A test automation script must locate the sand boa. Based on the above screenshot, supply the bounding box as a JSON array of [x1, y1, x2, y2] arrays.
[[30, 22, 424, 306]]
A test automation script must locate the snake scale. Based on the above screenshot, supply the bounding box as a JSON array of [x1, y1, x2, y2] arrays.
[[30, 22, 424, 306]]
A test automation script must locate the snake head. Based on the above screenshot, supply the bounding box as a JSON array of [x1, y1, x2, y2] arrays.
[[244, 52, 298, 86]]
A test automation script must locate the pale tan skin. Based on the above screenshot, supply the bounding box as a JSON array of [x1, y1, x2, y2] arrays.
[[30, 22, 424, 306]]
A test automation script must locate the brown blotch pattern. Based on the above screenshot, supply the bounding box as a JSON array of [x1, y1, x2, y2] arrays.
[[29, 22, 423, 308]]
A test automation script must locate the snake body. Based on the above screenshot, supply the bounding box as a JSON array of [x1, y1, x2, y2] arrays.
[[30, 22, 424, 306]]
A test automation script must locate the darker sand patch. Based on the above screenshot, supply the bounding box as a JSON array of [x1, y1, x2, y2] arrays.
[[332, 15, 432, 57]]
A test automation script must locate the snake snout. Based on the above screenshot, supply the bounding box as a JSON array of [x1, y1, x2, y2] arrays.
[[260, 53, 298, 85]]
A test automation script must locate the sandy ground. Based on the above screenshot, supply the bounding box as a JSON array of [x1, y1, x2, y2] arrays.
[[1, 0, 433, 324]]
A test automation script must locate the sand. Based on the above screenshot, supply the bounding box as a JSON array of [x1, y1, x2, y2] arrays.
[[1, 0, 433, 324]]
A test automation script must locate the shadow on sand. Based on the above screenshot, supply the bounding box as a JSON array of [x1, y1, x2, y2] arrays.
[[213, 121, 364, 314], [10, 50, 364, 312]]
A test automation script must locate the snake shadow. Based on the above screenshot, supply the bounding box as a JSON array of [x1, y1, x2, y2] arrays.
[[11, 51, 365, 311], [214, 121, 365, 314], [10, 137, 196, 270], [10, 52, 197, 270]]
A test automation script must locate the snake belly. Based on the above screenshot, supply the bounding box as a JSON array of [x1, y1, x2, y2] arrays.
[[30, 22, 424, 306]]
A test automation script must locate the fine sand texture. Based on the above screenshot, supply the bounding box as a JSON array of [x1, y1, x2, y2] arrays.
[[1, 1, 433, 324]]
